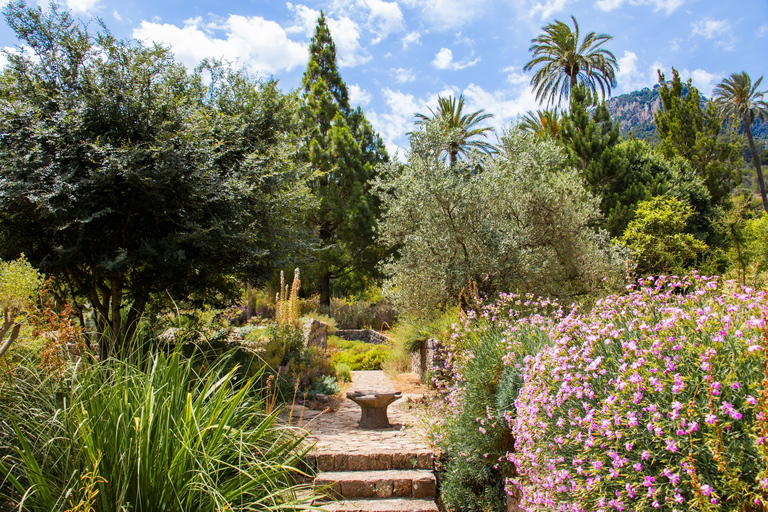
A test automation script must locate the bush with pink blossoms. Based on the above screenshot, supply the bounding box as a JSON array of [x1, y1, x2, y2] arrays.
[[512, 273, 768, 512], [431, 293, 563, 512]]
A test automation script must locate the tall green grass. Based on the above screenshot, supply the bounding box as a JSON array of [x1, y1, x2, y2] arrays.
[[0, 347, 315, 511]]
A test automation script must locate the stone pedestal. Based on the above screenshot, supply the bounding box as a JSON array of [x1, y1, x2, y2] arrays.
[[346, 390, 402, 429]]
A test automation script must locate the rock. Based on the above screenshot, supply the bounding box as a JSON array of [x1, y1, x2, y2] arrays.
[[303, 318, 328, 350]]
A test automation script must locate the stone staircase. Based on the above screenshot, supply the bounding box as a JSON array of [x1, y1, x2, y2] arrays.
[[309, 449, 438, 512]]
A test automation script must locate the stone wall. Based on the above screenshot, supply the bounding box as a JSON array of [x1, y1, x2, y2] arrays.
[[334, 329, 392, 345]]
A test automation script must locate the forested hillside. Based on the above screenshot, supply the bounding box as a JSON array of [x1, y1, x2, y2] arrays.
[[606, 85, 768, 143]]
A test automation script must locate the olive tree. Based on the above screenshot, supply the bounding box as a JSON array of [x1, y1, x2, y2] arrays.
[[375, 123, 625, 317]]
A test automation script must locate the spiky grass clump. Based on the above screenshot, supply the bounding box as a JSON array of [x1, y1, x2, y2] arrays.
[[0, 347, 314, 512]]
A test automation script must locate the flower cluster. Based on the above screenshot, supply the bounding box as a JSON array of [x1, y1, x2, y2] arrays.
[[511, 274, 768, 512]]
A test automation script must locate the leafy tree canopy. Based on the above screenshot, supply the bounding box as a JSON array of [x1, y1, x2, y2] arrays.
[[655, 68, 742, 208], [524, 15, 618, 107], [375, 123, 625, 318], [0, 1, 313, 357]]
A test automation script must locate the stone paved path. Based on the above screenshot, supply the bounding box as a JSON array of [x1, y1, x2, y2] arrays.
[[286, 370, 432, 455]]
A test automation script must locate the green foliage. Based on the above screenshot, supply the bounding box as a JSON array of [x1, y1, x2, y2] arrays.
[[0, 3, 313, 358], [713, 71, 768, 213], [518, 108, 561, 139], [0, 347, 315, 511], [328, 336, 390, 371], [306, 374, 339, 399], [621, 196, 708, 276], [438, 328, 513, 512], [524, 15, 618, 107], [413, 94, 495, 165], [376, 124, 625, 317], [390, 308, 460, 354], [655, 68, 742, 208], [0, 255, 41, 360], [314, 297, 397, 331], [434, 295, 554, 512], [300, 12, 389, 306], [333, 362, 352, 382]]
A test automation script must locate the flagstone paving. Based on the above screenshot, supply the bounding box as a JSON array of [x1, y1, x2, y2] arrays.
[[294, 371, 432, 455], [285, 370, 438, 512]]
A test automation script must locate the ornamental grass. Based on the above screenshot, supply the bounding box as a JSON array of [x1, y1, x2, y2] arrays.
[[0, 343, 315, 512]]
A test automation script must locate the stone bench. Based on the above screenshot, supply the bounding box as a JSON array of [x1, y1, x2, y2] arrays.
[[346, 390, 402, 429]]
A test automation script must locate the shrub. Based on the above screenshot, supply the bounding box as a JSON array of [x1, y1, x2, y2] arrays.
[[334, 363, 352, 383], [0, 255, 42, 361], [431, 294, 559, 512], [0, 346, 315, 511], [512, 274, 768, 512], [306, 375, 339, 399], [621, 196, 708, 277], [328, 337, 390, 371]]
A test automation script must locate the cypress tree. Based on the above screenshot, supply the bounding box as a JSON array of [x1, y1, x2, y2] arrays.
[[654, 68, 742, 208], [300, 12, 388, 306]]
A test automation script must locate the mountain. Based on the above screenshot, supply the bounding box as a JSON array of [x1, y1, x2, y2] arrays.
[[605, 86, 662, 142], [605, 86, 768, 144]]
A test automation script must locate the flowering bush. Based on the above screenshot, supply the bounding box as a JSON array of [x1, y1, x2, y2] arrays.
[[431, 293, 562, 512], [512, 273, 768, 512]]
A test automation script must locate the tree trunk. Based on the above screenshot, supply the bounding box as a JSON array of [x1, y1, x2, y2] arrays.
[[745, 116, 768, 214], [0, 312, 20, 361], [320, 271, 331, 308]]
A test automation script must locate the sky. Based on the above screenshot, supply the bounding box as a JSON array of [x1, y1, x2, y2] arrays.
[[1, 0, 766, 157]]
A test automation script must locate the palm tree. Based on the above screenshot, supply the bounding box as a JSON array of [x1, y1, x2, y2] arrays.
[[519, 108, 562, 138], [524, 16, 618, 107], [713, 71, 768, 213], [413, 94, 495, 166]]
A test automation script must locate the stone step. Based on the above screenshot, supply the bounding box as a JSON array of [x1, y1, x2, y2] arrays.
[[314, 498, 439, 512], [314, 470, 436, 500], [310, 450, 433, 472]]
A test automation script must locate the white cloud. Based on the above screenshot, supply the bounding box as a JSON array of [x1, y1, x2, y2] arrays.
[[454, 31, 474, 46], [616, 50, 652, 93], [362, 0, 404, 43], [654, 65, 722, 97], [594, 0, 623, 10], [402, 31, 421, 48], [133, 15, 307, 75], [326, 16, 371, 67], [401, 0, 487, 30], [65, 0, 101, 14], [367, 86, 457, 157], [431, 48, 480, 70], [684, 68, 722, 97], [650, 61, 666, 84], [393, 67, 416, 83], [530, 0, 571, 20], [692, 17, 731, 39], [113, 9, 122, 21], [594, 0, 684, 14], [286, 3, 320, 37], [691, 17, 735, 50], [349, 84, 372, 106], [759, 25, 768, 37], [326, 0, 404, 43], [463, 83, 539, 132]]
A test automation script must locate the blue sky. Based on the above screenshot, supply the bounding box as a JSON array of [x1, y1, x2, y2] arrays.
[[1, 0, 766, 156]]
